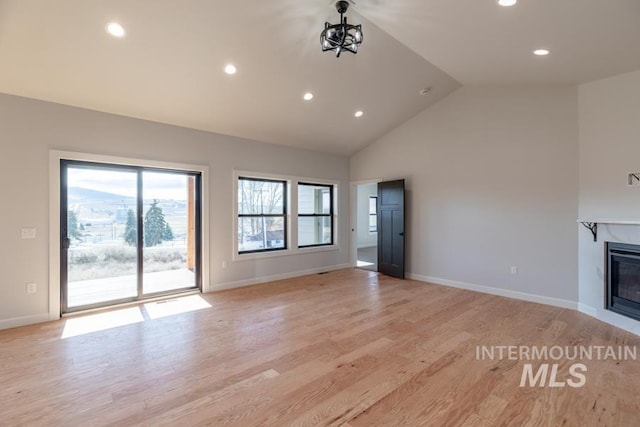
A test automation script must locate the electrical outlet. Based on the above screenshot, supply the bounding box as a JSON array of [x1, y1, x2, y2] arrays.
[[510, 266, 518, 275], [26, 283, 37, 294]]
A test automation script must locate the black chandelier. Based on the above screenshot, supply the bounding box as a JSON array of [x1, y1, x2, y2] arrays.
[[320, 0, 363, 57]]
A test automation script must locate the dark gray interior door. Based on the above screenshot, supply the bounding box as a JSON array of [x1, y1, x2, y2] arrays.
[[377, 179, 405, 279]]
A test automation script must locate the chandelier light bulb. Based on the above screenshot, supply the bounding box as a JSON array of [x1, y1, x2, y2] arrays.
[[105, 22, 126, 38]]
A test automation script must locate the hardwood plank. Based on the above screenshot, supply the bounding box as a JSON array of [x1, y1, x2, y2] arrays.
[[0, 268, 639, 426]]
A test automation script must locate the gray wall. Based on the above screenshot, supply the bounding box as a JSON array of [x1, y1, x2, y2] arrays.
[[0, 93, 350, 328], [351, 86, 579, 305], [5, 69, 639, 331], [578, 69, 640, 219]]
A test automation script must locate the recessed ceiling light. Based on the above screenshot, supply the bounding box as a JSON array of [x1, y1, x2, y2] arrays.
[[533, 49, 550, 56], [497, 0, 517, 6], [303, 92, 314, 101], [354, 110, 364, 118], [105, 22, 126, 38], [224, 64, 237, 75]]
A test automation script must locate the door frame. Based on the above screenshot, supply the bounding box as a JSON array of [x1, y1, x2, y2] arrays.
[[350, 178, 381, 268], [49, 150, 210, 320]]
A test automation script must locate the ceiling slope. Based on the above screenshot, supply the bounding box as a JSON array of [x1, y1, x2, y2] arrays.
[[0, 0, 459, 156], [357, 0, 640, 86], [1, 1, 637, 155]]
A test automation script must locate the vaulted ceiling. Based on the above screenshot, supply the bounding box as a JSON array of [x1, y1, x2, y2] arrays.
[[0, 1, 638, 155]]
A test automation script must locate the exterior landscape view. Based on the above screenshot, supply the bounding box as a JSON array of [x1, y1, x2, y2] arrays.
[[64, 167, 196, 308]]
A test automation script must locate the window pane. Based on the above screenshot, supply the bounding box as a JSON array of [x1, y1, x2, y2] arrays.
[[368, 196, 377, 232], [369, 196, 377, 214], [298, 216, 332, 246], [299, 184, 331, 215], [142, 172, 196, 294], [238, 179, 285, 215], [66, 167, 138, 307], [369, 214, 377, 232], [238, 216, 285, 252]]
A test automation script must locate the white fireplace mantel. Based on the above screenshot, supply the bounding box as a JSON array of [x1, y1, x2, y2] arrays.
[[577, 219, 640, 243], [577, 219, 640, 225]]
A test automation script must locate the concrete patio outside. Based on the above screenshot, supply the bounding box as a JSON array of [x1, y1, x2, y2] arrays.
[[67, 268, 196, 308]]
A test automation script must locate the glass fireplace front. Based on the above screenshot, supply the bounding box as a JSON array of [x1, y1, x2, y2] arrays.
[[607, 242, 640, 321]]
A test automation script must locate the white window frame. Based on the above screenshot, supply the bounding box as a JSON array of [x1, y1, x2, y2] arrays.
[[233, 170, 339, 261]]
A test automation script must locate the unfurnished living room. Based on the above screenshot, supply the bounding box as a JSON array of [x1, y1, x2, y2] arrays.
[[1, 0, 640, 425]]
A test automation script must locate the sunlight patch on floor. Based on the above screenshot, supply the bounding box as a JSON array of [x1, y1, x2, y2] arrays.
[[144, 295, 211, 319], [61, 295, 211, 338], [357, 260, 374, 267], [62, 307, 144, 339]]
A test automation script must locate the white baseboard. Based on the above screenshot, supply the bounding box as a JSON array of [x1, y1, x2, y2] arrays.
[[598, 310, 640, 336], [577, 303, 640, 336], [407, 273, 578, 310], [577, 303, 598, 317], [209, 263, 352, 293], [0, 313, 51, 331]]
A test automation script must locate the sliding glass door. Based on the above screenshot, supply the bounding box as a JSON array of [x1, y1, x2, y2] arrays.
[[61, 161, 201, 313], [141, 171, 198, 295]]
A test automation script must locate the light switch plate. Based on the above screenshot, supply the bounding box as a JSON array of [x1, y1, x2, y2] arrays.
[[21, 228, 37, 239], [628, 172, 640, 186]]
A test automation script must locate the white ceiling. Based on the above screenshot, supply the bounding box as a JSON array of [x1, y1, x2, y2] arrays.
[[358, 0, 640, 86], [0, 1, 638, 155]]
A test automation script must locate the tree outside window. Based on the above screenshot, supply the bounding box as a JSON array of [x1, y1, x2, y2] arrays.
[[237, 177, 287, 253]]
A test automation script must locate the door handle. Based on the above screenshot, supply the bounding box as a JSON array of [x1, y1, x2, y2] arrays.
[[399, 232, 404, 236]]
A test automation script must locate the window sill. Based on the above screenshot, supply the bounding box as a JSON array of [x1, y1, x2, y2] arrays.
[[297, 244, 340, 254], [234, 249, 291, 262], [233, 245, 339, 262]]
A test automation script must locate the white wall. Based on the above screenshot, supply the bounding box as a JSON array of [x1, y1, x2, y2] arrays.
[[578, 69, 640, 219], [0, 93, 350, 329], [351, 86, 579, 306], [577, 69, 640, 334], [356, 183, 378, 248]]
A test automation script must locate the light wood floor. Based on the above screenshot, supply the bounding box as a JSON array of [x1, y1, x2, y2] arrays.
[[1, 269, 639, 426]]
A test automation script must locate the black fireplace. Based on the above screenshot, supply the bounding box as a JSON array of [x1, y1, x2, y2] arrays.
[[607, 242, 640, 321]]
